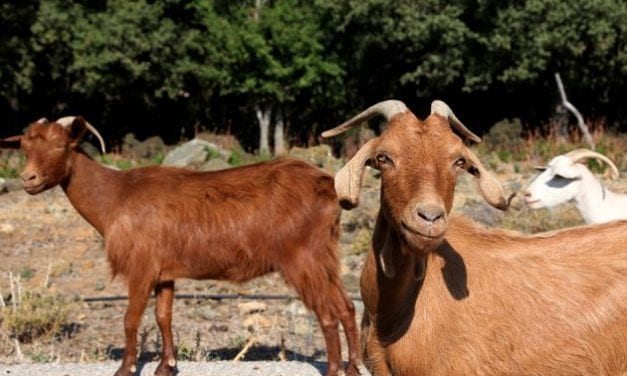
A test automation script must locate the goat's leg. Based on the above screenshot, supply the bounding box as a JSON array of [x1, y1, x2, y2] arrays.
[[282, 266, 342, 376], [114, 281, 153, 376], [362, 325, 392, 376], [331, 283, 360, 376], [154, 281, 176, 376], [314, 309, 342, 376]]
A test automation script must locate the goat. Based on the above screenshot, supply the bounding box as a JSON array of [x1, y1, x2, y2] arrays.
[[523, 149, 626, 224], [322, 100, 627, 375], [1, 117, 359, 376]]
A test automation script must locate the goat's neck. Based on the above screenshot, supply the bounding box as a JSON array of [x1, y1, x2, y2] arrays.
[[573, 170, 612, 223], [61, 151, 123, 234], [364, 214, 426, 342]]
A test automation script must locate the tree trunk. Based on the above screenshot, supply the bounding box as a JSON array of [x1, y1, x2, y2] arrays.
[[256, 106, 271, 155], [273, 109, 286, 156]]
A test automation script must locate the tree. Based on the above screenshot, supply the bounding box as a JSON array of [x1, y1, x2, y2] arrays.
[[211, 0, 344, 154]]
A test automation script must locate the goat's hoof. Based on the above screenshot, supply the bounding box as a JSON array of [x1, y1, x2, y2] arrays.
[[345, 362, 361, 376], [154, 360, 176, 376], [113, 363, 136, 376], [325, 364, 341, 376]]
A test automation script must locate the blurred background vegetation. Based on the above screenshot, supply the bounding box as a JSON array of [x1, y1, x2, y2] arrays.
[[0, 0, 625, 153]]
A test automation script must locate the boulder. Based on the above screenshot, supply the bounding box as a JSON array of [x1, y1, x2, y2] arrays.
[[162, 139, 230, 170], [287, 144, 342, 174]]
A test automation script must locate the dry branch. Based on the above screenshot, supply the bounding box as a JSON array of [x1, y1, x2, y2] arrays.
[[554, 72, 595, 149]]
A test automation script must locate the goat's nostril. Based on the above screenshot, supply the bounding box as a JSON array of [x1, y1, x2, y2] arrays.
[[21, 172, 37, 182], [523, 192, 532, 198], [417, 208, 445, 223]]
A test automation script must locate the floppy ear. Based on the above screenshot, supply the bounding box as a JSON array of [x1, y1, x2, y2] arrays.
[[335, 138, 377, 210], [462, 146, 515, 210], [67, 116, 89, 149], [0, 135, 22, 149]]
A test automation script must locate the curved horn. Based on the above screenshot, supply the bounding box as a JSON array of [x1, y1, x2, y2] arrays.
[[36, 117, 49, 124], [565, 149, 619, 179], [430, 100, 481, 143], [56, 116, 107, 154], [334, 138, 378, 209], [321, 100, 408, 138]]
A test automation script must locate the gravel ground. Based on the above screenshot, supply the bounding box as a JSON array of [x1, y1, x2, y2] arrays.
[[1, 360, 372, 376]]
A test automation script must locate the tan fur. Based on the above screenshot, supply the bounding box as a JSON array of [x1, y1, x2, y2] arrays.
[[325, 101, 627, 375], [2, 117, 360, 376], [363, 216, 627, 375]]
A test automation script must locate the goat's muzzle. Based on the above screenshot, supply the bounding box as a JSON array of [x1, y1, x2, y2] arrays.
[[21, 171, 46, 195], [400, 203, 448, 251]]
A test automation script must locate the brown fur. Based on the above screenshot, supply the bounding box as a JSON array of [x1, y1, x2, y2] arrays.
[[2, 118, 360, 376], [329, 102, 627, 375]]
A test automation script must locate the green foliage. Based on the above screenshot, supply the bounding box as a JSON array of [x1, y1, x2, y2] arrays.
[[227, 148, 246, 166], [0, 0, 626, 148]]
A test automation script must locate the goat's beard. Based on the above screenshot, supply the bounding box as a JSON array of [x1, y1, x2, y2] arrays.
[[398, 217, 446, 255], [400, 230, 444, 256]]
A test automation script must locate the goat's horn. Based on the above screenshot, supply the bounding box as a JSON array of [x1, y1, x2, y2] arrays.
[[565, 149, 619, 179], [430, 100, 482, 143], [36, 117, 49, 124], [321, 100, 408, 138], [56, 116, 107, 154]]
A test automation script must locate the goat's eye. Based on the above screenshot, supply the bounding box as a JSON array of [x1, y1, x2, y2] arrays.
[[454, 157, 466, 168], [370, 153, 392, 170]]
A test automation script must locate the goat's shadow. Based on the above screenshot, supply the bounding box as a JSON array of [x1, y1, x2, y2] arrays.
[[437, 239, 469, 300], [107, 345, 329, 375], [378, 239, 468, 344]]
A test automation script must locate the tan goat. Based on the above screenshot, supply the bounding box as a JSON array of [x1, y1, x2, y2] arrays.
[[322, 100, 627, 375]]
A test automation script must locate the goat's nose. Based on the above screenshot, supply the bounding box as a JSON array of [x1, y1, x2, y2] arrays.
[[21, 171, 37, 182], [416, 205, 445, 224]]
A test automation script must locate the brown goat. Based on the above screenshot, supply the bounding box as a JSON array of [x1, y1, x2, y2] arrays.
[[322, 100, 627, 375], [1, 117, 359, 376]]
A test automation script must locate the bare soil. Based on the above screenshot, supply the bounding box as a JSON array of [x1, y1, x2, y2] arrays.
[[0, 187, 364, 365]]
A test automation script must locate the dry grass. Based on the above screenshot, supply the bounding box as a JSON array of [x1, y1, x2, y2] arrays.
[[0, 272, 74, 359]]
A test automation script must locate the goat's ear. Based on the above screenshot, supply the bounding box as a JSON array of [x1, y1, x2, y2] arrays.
[[0, 135, 22, 149], [335, 138, 377, 210], [68, 116, 88, 148], [463, 147, 515, 210]]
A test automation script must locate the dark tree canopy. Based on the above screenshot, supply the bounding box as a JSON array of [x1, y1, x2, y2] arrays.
[[1, 0, 626, 150]]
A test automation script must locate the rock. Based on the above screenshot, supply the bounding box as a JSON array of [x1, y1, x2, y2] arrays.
[[243, 313, 272, 331], [284, 300, 308, 317], [199, 158, 231, 172], [0, 223, 15, 234], [237, 301, 267, 315], [137, 136, 166, 159], [162, 139, 230, 170], [0, 178, 22, 194], [341, 273, 360, 293], [288, 145, 342, 174], [195, 132, 241, 154]]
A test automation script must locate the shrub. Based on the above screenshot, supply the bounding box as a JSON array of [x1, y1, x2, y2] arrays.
[[1, 287, 73, 343]]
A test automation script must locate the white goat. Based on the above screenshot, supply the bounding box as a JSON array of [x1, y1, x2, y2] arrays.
[[523, 149, 626, 224]]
